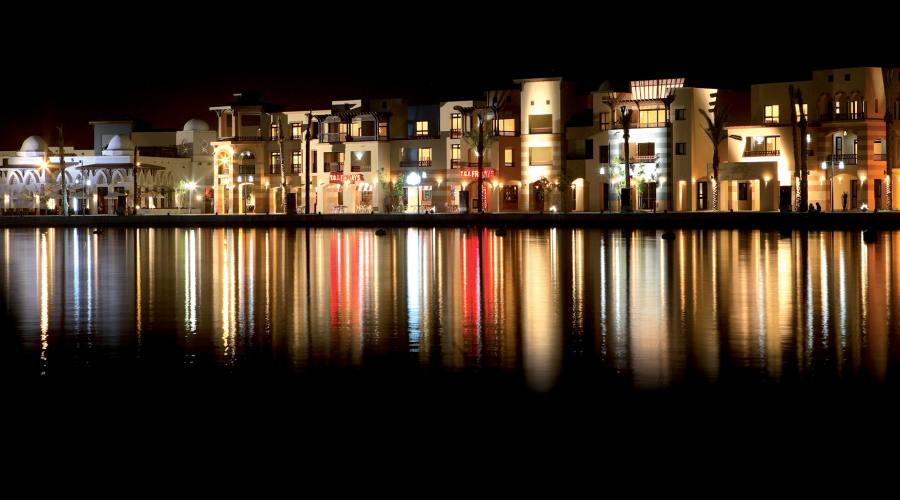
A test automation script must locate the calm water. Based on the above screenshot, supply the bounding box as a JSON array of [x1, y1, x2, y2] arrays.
[[3, 225, 900, 391]]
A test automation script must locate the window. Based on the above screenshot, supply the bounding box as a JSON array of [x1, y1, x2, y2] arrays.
[[378, 121, 388, 139], [794, 103, 808, 121], [638, 108, 668, 127], [271, 122, 280, 140], [450, 113, 462, 138], [844, 74, 850, 81], [834, 100, 841, 115], [497, 118, 516, 136], [585, 140, 593, 159], [599, 112, 610, 130], [529, 147, 553, 165], [600, 145, 609, 163], [451, 144, 460, 168], [312, 150, 317, 173], [270, 152, 281, 174], [416, 120, 429, 137], [676, 143, 686, 155], [419, 147, 432, 165], [545, 100, 550, 105], [764, 105, 779, 124], [745, 136, 780, 155], [351, 120, 362, 137], [637, 142, 655, 159], [350, 150, 371, 172], [849, 100, 862, 119], [738, 182, 749, 201], [529, 114, 552, 134], [828, 74, 834, 82], [895, 101, 900, 120], [324, 152, 343, 171], [291, 151, 302, 173], [502, 185, 518, 209], [291, 123, 302, 140], [504, 148, 513, 167], [675, 109, 685, 120]]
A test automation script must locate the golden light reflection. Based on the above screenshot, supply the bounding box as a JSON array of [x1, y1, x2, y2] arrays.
[[3, 227, 900, 389]]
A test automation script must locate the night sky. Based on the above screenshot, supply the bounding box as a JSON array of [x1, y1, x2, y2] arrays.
[[1, 5, 895, 150]]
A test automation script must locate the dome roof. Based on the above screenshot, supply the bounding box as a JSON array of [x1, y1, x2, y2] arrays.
[[19, 135, 47, 153], [105, 134, 134, 152], [183, 118, 210, 132]]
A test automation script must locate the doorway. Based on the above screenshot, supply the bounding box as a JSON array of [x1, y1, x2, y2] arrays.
[[779, 186, 792, 211], [851, 179, 859, 209], [697, 181, 708, 210], [875, 179, 882, 210], [532, 183, 545, 212]]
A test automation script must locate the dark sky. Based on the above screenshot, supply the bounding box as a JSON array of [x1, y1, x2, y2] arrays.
[[2, 3, 896, 150]]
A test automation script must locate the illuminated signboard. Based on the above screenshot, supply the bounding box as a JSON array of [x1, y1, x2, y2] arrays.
[[329, 173, 364, 183], [460, 168, 495, 179]]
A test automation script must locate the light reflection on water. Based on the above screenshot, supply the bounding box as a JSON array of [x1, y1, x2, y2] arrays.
[[3, 226, 900, 390]]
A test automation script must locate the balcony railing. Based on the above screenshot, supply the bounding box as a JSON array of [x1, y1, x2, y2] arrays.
[[529, 160, 552, 166], [744, 150, 780, 157], [346, 134, 388, 142], [460, 161, 491, 168], [400, 160, 433, 168], [504, 161, 514, 167], [223, 136, 270, 142], [320, 132, 347, 143], [633, 155, 657, 163], [529, 126, 553, 134], [350, 165, 372, 172], [450, 129, 462, 139], [238, 166, 256, 175], [291, 164, 301, 174], [826, 154, 858, 165], [450, 159, 460, 169], [613, 121, 669, 130], [874, 153, 888, 161], [830, 112, 866, 121], [324, 162, 344, 172], [493, 130, 517, 137]]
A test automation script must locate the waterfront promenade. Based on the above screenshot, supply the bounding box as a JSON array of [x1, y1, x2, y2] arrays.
[[2, 211, 900, 230]]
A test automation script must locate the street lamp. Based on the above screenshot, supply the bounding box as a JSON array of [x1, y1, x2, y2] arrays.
[[186, 180, 198, 214]]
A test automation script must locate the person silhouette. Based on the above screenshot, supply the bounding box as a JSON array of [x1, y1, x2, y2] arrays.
[[815, 202, 822, 213]]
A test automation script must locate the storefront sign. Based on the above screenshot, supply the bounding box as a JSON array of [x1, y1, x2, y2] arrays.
[[329, 173, 364, 184], [460, 168, 495, 179]]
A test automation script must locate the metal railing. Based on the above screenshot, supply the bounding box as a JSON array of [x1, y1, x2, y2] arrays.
[[826, 154, 858, 165], [400, 160, 433, 168], [450, 159, 460, 169], [493, 130, 517, 137], [450, 130, 462, 139], [743, 150, 780, 157], [529, 126, 553, 134], [874, 153, 888, 161], [324, 162, 344, 172], [320, 132, 347, 143]]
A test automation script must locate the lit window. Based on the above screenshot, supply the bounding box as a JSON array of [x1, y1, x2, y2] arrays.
[[794, 103, 808, 121], [765, 105, 779, 124], [451, 144, 460, 168], [419, 147, 432, 164], [450, 113, 462, 138], [291, 151, 302, 173], [599, 112, 610, 130], [270, 123, 279, 139], [497, 118, 516, 136], [504, 148, 513, 167], [416, 121, 429, 137], [291, 123, 302, 139]]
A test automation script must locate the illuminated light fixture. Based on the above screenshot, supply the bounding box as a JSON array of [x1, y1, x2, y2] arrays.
[[839, 161, 845, 170], [763, 175, 771, 186], [821, 161, 827, 170], [599, 167, 606, 175], [859, 174, 867, 183], [549, 205, 557, 212], [353, 151, 364, 160], [406, 172, 421, 186], [755, 136, 764, 145], [806, 134, 811, 144], [422, 172, 427, 179]]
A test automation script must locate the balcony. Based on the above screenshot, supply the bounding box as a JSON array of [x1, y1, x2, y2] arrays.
[[320, 132, 347, 143], [830, 112, 866, 121], [493, 130, 517, 137], [291, 164, 302, 174], [324, 162, 344, 172], [450, 159, 460, 169], [346, 134, 388, 142], [826, 154, 858, 165], [874, 153, 888, 161], [529, 126, 553, 134], [460, 161, 491, 168], [400, 160, 433, 168], [450, 129, 462, 139], [744, 150, 780, 157], [529, 159, 552, 166]]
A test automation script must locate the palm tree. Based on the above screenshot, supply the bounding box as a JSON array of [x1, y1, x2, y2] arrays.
[[884, 67, 894, 210], [788, 86, 810, 211], [698, 105, 729, 210], [619, 105, 634, 211], [455, 91, 507, 213]]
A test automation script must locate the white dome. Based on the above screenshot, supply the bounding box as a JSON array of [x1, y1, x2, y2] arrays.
[[18, 135, 47, 156], [183, 118, 210, 132], [105, 134, 134, 151]]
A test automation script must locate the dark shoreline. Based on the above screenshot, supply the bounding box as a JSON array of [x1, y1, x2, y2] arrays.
[[0, 211, 897, 230]]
